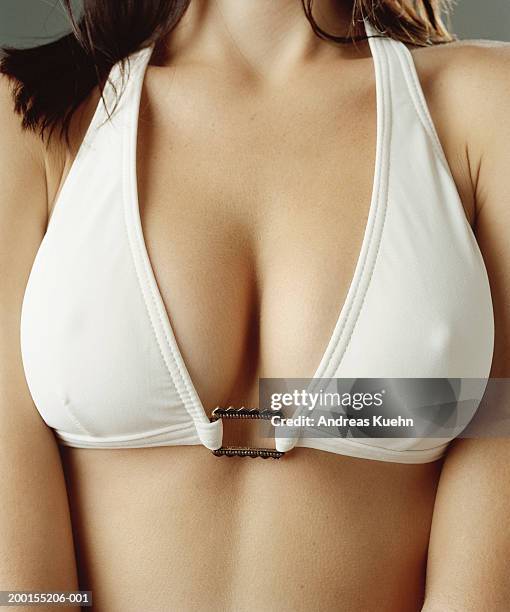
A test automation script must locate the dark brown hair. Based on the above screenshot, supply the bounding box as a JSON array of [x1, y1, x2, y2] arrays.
[[0, 0, 453, 141]]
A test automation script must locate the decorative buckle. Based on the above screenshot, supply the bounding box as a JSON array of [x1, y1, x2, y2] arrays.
[[209, 407, 285, 459]]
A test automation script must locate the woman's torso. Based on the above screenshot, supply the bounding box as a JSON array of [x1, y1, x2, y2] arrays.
[[32, 31, 491, 612]]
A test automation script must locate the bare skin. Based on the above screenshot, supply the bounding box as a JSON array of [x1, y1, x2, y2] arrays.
[[2, 1, 510, 611]]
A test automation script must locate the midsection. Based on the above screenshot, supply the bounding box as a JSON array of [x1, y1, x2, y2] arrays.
[[61, 445, 442, 612], [51, 41, 470, 612]]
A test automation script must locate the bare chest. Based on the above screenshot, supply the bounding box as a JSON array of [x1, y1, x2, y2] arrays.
[[47, 51, 475, 416], [135, 65, 376, 410]]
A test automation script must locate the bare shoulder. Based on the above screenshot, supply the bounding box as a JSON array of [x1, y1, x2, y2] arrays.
[[409, 38, 510, 140], [402, 39, 510, 221], [0, 75, 49, 221], [0, 74, 46, 166], [0, 71, 86, 220], [0, 73, 70, 219], [410, 37, 510, 80]]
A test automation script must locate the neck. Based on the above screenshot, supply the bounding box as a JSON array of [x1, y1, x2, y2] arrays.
[[164, 0, 357, 76]]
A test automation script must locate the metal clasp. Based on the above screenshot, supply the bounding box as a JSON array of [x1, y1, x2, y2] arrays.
[[209, 407, 285, 459]]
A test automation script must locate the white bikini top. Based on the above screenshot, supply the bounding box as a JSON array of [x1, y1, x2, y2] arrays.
[[20, 22, 494, 464]]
